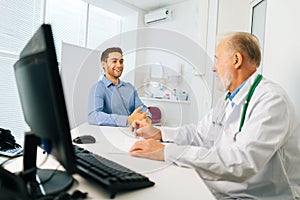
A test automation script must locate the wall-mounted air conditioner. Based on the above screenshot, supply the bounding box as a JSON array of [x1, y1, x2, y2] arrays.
[[144, 8, 172, 25]]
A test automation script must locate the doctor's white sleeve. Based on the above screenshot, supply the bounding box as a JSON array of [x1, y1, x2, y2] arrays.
[[161, 110, 213, 146]]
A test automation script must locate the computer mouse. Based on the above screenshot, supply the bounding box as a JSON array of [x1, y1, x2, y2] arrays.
[[73, 135, 96, 144]]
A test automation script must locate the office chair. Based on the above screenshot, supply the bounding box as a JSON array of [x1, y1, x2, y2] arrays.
[[148, 106, 162, 125]]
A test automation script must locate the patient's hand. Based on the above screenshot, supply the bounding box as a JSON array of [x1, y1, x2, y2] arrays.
[[143, 116, 152, 125], [127, 106, 149, 125]]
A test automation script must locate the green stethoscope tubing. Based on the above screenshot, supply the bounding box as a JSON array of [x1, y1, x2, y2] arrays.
[[238, 74, 263, 132]]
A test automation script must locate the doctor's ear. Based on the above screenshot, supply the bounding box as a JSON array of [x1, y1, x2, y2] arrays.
[[233, 52, 243, 69]]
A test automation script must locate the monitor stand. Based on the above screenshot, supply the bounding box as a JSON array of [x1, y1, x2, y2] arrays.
[[20, 132, 74, 198]]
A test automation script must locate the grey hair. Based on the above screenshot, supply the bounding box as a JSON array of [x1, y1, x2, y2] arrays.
[[221, 32, 261, 67]]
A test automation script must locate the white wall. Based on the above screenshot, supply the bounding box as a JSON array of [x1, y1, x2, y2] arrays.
[[216, 0, 300, 120], [61, 43, 101, 128], [82, 0, 144, 85], [60, 2, 142, 128], [142, 0, 208, 49], [61, 0, 300, 129], [217, 0, 252, 34], [263, 0, 300, 119], [67, 0, 218, 127], [133, 0, 214, 126], [214, 0, 252, 104]]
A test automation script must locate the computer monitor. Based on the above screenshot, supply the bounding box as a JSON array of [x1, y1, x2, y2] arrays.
[[13, 24, 76, 198]]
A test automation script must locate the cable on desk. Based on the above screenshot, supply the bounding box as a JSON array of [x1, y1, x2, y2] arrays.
[[40, 163, 62, 184]]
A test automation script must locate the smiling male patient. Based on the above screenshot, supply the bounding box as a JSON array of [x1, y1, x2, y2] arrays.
[[88, 47, 151, 127]]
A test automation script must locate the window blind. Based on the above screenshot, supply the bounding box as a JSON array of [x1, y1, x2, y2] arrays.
[[0, 0, 123, 144], [45, 0, 87, 61], [0, 0, 42, 143]]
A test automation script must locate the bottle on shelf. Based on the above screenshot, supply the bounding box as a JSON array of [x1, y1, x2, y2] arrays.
[[171, 88, 177, 100]]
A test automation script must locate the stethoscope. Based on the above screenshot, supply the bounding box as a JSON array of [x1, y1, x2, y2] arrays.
[[233, 74, 263, 141]]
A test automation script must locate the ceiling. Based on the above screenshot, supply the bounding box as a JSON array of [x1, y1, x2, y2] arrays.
[[119, 0, 189, 11]]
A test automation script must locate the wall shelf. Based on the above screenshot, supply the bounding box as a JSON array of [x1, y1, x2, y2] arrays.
[[141, 97, 190, 104]]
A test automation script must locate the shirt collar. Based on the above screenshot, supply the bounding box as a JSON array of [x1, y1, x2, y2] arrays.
[[225, 72, 259, 106], [228, 80, 247, 101], [102, 75, 124, 88]]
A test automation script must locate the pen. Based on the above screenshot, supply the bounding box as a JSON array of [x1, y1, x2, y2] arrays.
[[133, 127, 137, 136], [133, 126, 145, 140]]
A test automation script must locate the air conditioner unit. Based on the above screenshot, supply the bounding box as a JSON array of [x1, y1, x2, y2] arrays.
[[144, 8, 171, 25]]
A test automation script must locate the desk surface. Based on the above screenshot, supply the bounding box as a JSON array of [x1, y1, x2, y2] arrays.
[[5, 123, 216, 200]]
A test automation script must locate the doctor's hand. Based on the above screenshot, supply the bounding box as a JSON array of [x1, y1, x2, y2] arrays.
[[129, 139, 165, 161], [127, 106, 149, 125], [131, 120, 162, 140], [143, 116, 152, 125]]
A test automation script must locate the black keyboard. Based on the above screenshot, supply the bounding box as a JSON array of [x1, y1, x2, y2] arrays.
[[73, 145, 155, 198]]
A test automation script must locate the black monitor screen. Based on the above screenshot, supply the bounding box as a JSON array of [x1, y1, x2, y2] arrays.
[[13, 24, 76, 197]]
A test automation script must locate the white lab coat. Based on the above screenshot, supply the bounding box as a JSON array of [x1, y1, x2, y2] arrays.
[[162, 72, 300, 199]]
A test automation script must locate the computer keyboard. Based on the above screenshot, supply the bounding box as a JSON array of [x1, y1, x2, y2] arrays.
[[73, 145, 155, 198]]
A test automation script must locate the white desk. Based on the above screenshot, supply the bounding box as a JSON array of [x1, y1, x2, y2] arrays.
[[5, 123, 216, 200]]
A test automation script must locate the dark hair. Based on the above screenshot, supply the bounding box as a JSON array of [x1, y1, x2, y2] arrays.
[[225, 32, 261, 67], [101, 47, 123, 62]]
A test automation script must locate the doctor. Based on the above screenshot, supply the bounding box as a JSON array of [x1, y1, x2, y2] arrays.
[[129, 32, 300, 199]]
